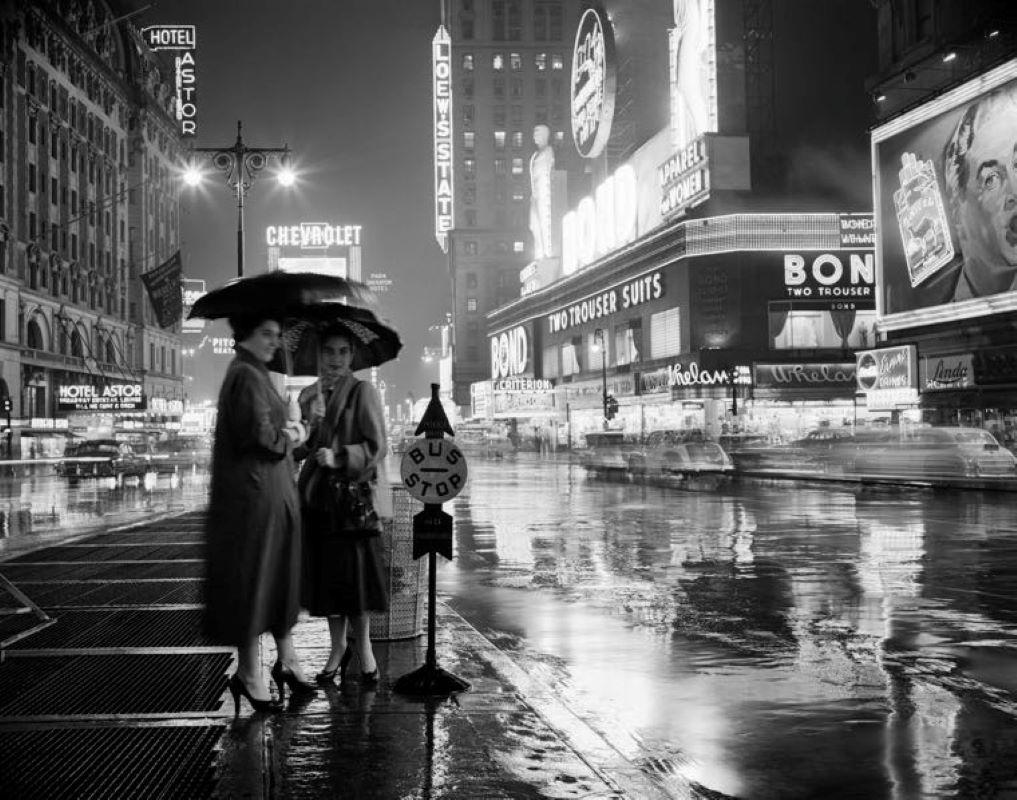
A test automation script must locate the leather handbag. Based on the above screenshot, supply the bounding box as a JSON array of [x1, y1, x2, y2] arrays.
[[320, 381, 382, 538]]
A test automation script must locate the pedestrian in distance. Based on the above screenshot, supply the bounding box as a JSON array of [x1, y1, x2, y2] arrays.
[[296, 326, 390, 688], [204, 314, 318, 714]]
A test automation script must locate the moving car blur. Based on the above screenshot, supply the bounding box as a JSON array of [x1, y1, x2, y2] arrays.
[[54, 439, 150, 480], [626, 429, 734, 485], [842, 426, 1017, 479], [147, 435, 212, 474]]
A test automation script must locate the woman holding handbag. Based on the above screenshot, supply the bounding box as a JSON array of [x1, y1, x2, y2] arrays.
[[296, 325, 390, 686]]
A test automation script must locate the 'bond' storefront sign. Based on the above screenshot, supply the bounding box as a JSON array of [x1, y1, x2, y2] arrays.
[[58, 383, 146, 412], [547, 271, 664, 333], [754, 363, 856, 390], [490, 325, 530, 380], [921, 353, 975, 391], [783, 252, 874, 299]]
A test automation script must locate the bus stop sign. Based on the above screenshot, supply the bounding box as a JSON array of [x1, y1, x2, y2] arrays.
[[400, 437, 468, 503]]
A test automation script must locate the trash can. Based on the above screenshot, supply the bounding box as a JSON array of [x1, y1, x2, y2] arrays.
[[370, 486, 427, 640]]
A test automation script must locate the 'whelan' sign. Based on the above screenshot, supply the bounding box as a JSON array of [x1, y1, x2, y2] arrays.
[[754, 363, 857, 390]]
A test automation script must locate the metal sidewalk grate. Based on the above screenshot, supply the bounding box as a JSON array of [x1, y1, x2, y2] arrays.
[[0, 614, 43, 645], [78, 531, 205, 546], [15, 580, 202, 608], [0, 652, 231, 716], [0, 561, 204, 582], [8, 544, 204, 563], [0, 724, 224, 799], [9, 609, 213, 649]]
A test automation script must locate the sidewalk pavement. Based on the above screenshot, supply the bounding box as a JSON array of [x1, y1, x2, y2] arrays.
[[0, 509, 673, 800]]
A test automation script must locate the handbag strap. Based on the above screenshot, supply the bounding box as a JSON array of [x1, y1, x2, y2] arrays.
[[318, 380, 372, 481]]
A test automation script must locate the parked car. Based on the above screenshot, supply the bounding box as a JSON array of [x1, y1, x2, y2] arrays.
[[628, 430, 734, 480], [844, 426, 1017, 479], [579, 431, 637, 477], [390, 426, 420, 456], [56, 440, 150, 479], [455, 425, 515, 459]]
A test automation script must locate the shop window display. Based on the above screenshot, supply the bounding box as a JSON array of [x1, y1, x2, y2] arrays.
[[614, 320, 642, 365], [769, 305, 878, 350]]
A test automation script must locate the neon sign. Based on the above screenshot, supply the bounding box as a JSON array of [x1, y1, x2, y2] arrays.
[[141, 25, 197, 137], [658, 135, 710, 219], [490, 326, 529, 380], [265, 223, 362, 248], [562, 164, 637, 275], [433, 25, 453, 252], [570, 7, 616, 159]]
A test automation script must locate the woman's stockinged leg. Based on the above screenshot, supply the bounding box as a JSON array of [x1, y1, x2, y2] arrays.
[[324, 615, 349, 673], [351, 614, 376, 674], [273, 631, 310, 681], [236, 637, 270, 700]]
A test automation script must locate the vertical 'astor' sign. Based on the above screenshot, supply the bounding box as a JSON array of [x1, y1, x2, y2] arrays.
[[141, 25, 197, 137], [433, 26, 453, 253]]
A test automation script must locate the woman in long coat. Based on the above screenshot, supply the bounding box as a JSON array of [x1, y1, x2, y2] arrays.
[[205, 314, 315, 712], [296, 327, 389, 685]]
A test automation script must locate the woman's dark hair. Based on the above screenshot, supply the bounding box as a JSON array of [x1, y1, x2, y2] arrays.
[[228, 314, 281, 344], [319, 324, 353, 346]]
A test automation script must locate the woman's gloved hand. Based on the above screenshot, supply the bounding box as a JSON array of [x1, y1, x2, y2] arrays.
[[284, 420, 307, 445]]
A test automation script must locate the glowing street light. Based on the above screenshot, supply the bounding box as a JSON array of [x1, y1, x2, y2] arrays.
[[184, 120, 294, 278]]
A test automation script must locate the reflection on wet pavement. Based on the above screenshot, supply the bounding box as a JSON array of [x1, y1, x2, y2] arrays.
[[0, 468, 210, 553], [442, 455, 1017, 799]]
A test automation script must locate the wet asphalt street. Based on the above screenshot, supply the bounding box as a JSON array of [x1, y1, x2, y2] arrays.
[[3, 457, 1017, 798], [441, 454, 1017, 800]]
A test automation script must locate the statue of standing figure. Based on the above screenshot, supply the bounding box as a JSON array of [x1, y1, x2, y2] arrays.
[[529, 124, 555, 260]]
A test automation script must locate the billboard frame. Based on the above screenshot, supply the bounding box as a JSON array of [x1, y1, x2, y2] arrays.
[[872, 58, 1017, 332]]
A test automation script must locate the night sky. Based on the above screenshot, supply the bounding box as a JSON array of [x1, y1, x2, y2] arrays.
[[142, 0, 446, 406]]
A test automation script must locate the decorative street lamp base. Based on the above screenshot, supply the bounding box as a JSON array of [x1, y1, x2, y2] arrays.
[[393, 663, 471, 697]]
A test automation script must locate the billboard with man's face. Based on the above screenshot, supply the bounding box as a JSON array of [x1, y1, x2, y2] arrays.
[[873, 60, 1017, 330]]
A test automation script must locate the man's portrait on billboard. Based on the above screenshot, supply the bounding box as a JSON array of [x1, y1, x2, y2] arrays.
[[875, 67, 1017, 320], [942, 87, 1017, 301]]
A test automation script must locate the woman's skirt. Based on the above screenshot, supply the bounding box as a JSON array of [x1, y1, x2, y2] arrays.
[[303, 509, 389, 616]]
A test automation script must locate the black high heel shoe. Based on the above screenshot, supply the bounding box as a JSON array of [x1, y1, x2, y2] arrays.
[[315, 644, 354, 685], [271, 662, 318, 702], [228, 674, 283, 715]]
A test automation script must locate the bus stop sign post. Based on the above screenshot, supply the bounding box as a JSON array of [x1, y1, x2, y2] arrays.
[[394, 384, 471, 697]]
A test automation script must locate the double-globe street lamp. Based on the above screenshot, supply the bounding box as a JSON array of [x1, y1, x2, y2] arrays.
[[183, 120, 295, 278]]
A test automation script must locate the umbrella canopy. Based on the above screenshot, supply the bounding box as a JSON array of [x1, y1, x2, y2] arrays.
[[187, 271, 376, 320], [269, 303, 402, 375]]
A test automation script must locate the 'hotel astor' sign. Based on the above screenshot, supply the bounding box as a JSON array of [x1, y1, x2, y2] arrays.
[[58, 383, 146, 412]]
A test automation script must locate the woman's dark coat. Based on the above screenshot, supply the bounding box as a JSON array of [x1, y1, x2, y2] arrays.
[[204, 347, 301, 645]]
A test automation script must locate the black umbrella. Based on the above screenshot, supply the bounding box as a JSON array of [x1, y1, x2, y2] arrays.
[[187, 271, 376, 320], [269, 302, 403, 375]]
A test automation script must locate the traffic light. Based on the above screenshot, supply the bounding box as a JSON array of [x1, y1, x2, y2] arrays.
[[0, 397, 10, 414], [605, 394, 619, 420]]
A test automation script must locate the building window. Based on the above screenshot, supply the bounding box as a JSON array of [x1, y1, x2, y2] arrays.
[[494, 158, 507, 175], [466, 297, 478, 312], [511, 131, 523, 148], [551, 53, 564, 70], [462, 104, 475, 126], [588, 332, 609, 370], [507, 0, 522, 40], [494, 130, 506, 149], [551, 76, 564, 97], [463, 131, 475, 150], [492, 0, 507, 40], [464, 210, 477, 227], [495, 183, 507, 203], [511, 186, 525, 202], [494, 106, 506, 126], [513, 241, 524, 253], [510, 77, 523, 99], [464, 240, 478, 255], [492, 53, 504, 71], [649, 308, 681, 359], [460, 16, 474, 40], [463, 158, 476, 178], [466, 273, 478, 289], [561, 340, 581, 375], [535, 52, 547, 71], [461, 0, 473, 9], [28, 117, 37, 144], [464, 184, 476, 204], [554, 130, 565, 144], [462, 53, 474, 70], [615, 320, 642, 366], [510, 105, 522, 124], [511, 158, 524, 175], [510, 52, 522, 70], [493, 77, 505, 99], [462, 78, 474, 98], [542, 345, 559, 379], [28, 163, 37, 193]]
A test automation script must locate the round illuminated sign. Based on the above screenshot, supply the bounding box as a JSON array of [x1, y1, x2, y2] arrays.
[[570, 7, 616, 159], [856, 352, 879, 391], [400, 437, 468, 503]]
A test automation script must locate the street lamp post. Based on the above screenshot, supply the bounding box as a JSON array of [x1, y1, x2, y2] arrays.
[[184, 120, 293, 278], [594, 328, 608, 431]]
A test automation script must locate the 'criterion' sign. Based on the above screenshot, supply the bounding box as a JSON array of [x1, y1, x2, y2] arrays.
[[400, 438, 467, 503]]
